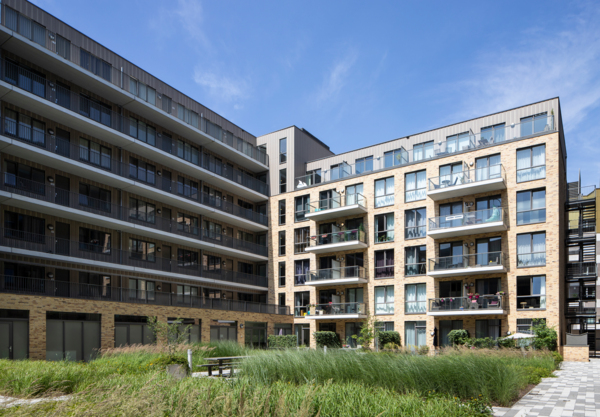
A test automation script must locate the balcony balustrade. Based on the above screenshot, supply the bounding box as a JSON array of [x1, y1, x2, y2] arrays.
[[428, 207, 507, 239], [428, 252, 506, 277], [427, 295, 505, 316]]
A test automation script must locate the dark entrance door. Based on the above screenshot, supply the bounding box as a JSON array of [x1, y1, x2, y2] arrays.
[[55, 175, 70, 206], [55, 268, 70, 297], [55, 222, 70, 255]]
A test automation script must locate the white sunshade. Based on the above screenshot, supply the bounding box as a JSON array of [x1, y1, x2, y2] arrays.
[[504, 332, 536, 339]]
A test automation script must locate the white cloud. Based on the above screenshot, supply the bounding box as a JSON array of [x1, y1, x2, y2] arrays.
[[173, 0, 210, 50], [193, 68, 249, 102], [314, 50, 358, 104]]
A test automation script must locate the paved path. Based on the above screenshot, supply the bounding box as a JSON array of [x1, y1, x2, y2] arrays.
[[493, 360, 600, 417]]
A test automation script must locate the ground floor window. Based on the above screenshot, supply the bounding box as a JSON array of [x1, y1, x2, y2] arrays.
[[295, 324, 310, 347], [345, 322, 362, 348], [115, 315, 155, 347], [405, 321, 426, 348], [245, 322, 267, 348], [210, 322, 237, 342], [475, 319, 501, 340], [46, 312, 100, 362], [168, 318, 200, 343], [274, 323, 292, 335], [0, 309, 28, 360], [439, 320, 462, 347]]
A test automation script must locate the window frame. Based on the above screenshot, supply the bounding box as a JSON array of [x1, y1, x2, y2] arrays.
[[129, 238, 156, 262], [278, 231, 286, 256], [517, 232, 546, 267], [404, 245, 427, 276], [405, 170, 426, 203], [294, 195, 310, 222], [278, 261, 286, 287], [279, 138, 287, 164], [128, 197, 156, 224], [375, 285, 395, 315], [294, 259, 310, 286], [279, 168, 287, 193], [516, 188, 546, 225], [404, 207, 426, 239], [355, 156, 373, 174], [374, 249, 394, 279], [278, 200, 286, 225], [516, 144, 546, 183], [517, 275, 546, 310], [405, 283, 427, 314], [294, 227, 310, 254], [374, 176, 395, 208], [374, 212, 395, 243]]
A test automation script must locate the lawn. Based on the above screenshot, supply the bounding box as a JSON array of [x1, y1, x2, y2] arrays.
[[0, 344, 560, 416]]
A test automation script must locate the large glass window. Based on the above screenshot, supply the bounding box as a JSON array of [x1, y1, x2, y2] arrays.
[[520, 112, 550, 136], [475, 319, 501, 340], [129, 78, 156, 105], [279, 138, 287, 163], [129, 198, 155, 224], [177, 176, 198, 200], [375, 177, 394, 207], [375, 249, 394, 278], [405, 170, 426, 202], [177, 213, 199, 235], [294, 292, 310, 317], [128, 279, 155, 301], [78, 138, 111, 170], [517, 189, 546, 225], [4, 59, 46, 98], [405, 283, 426, 313], [476, 236, 502, 266], [4, 211, 45, 242], [405, 321, 426, 348], [437, 242, 463, 269], [5, 7, 46, 47], [80, 50, 112, 82], [295, 195, 310, 222], [345, 183, 364, 206], [481, 123, 505, 143], [355, 156, 373, 174], [129, 238, 156, 262], [3, 109, 45, 146], [384, 149, 407, 168], [438, 163, 462, 188], [129, 158, 155, 185], [412, 141, 433, 161], [79, 228, 111, 254], [279, 169, 287, 193], [445, 132, 471, 153], [405, 245, 426, 276], [475, 154, 501, 181], [375, 213, 394, 243], [517, 232, 546, 267], [279, 262, 286, 287], [278, 200, 286, 225], [79, 184, 111, 213], [294, 260, 310, 285], [278, 231, 286, 256], [517, 276, 546, 309], [516, 145, 546, 183], [177, 249, 199, 268], [405, 208, 426, 239], [4, 161, 45, 195], [375, 286, 395, 315], [294, 228, 310, 254], [177, 140, 199, 164]]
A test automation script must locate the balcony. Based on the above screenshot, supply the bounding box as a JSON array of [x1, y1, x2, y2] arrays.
[[0, 176, 267, 260], [0, 65, 268, 200], [305, 266, 367, 286], [0, 229, 268, 288], [305, 229, 368, 254], [428, 208, 507, 239], [427, 295, 506, 316], [305, 193, 367, 222], [567, 221, 596, 241], [427, 165, 506, 201], [428, 252, 506, 277], [566, 300, 596, 316], [567, 262, 597, 279], [0, 275, 288, 315], [0, 9, 268, 171], [301, 302, 366, 319]]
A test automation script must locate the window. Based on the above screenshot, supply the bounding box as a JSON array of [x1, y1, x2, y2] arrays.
[[520, 112, 550, 136], [375, 286, 395, 314], [294, 228, 310, 254], [405, 321, 426, 348], [78, 272, 111, 297], [438, 163, 462, 188], [384, 148, 407, 168], [517, 276, 546, 309], [79, 184, 111, 213], [278, 262, 286, 287], [437, 201, 462, 229], [3, 109, 45, 146], [161, 95, 172, 114], [129, 78, 156, 105], [330, 163, 351, 180], [56, 35, 71, 60], [177, 213, 199, 235], [375, 177, 394, 207], [177, 105, 199, 128], [375, 249, 394, 278], [437, 242, 463, 270], [279, 138, 287, 163], [294, 292, 310, 316], [517, 189, 546, 225], [294, 260, 310, 285], [279, 169, 287, 193], [517, 318, 545, 334], [517, 232, 546, 267], [176, 285, 198, 299], [129, 158, 156, 185], [445, 132, 471, 153], [278, 293, 286, 306], [129, 117, 156, 146], [129, 238, 156, 262], [405, 283, 426, 313], [475, 154, 501, 181], [517, 145, 546, 183], [345, 183, 364, 206], [355, 156, 373, 174], [177, 140, 199, 164], [405, 246, 426, 276], [129, 198, 155, 224], [412, 141, 434, 161], [376, 322, 395, 332], [128, 279, 155, 301], [4, 59, 46, 98], [278, 200, 286, 225], [177, 249, 199, 268], [78, 138, 111, 169], [177, 176, 198, 200], [278, 231, 286, 256], [4, 161, 45, 195], [405, 170, 426, 202], [476, 237, 502, 265], [295, 195, 310, 222], [4, 211, 45, 242], [79, 228, 111, 254], [80, 50, 112, 82], [203, 255, 221, 272], [481, 123, 505, 143], [375, 213, 394, 243], [79, 94, 111, 126], [405, 208, 426, 239], [5, 7, 46, 47], [475, 319, 501, 340], [237, 231, 254, 243]]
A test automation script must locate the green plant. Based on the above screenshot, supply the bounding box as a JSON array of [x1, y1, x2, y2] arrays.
[[448, 329, 470, 346], [523, 366, 554, 384], [352, 311, 381, 350], [497, 337, 514, 349], [552, 351, 563, 366], [531, 320, 558, 351], [469, 337, 495, 349], [383, 342, 400, 350], [418, 345, 430, 356], [146, 317, 191, 358], [267, 335, 297, 349], [379, 331, 401, 347], [313, 331, 341, 348]]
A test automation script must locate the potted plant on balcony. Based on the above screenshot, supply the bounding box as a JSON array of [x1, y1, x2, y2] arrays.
[[467, 292, 474, 300]]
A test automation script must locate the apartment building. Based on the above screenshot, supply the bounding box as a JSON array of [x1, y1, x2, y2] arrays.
[[264, 99, 567, 349], [0, 0, 293, 361]]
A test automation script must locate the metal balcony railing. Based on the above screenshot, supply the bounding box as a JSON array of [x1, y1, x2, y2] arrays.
[[566, 262, 597, 277], [567, 221, 596, 239], [428, 252, 504, 272], [428, 165, 506, 191], [429, 208, 505, 231], [1, 6, 269, 167], [309, 229, 367, 247], [0, 275, 286, 314], [308, 193, 367, 213], [567, 185, 596, 203], [0, 229, 268, 286], [428, 295, 504, 312], [306, 266, 366, 283]]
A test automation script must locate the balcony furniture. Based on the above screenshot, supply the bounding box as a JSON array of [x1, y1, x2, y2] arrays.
[[469, 300, 478, 309], [441, 180, 451, 188], [478, 138, 489, 146], [520, 302, 528, 309]]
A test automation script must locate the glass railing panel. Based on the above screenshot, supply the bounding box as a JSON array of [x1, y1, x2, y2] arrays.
[[428, 165, 506, 191], [306, 266, 365, 282], [429, 208, 505, 231], [307, 302, 365, 316], [517, 209, 546, 225], [309, 230, 366, 247], [428, 252, 503, 271], [428, 295, 504, 312], [516, 252, 546, 267], [404, 263, 426, 276]]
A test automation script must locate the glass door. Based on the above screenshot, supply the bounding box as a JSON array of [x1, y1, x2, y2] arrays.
[[346, 288, 364, 313], [345, 322, 362, 348]]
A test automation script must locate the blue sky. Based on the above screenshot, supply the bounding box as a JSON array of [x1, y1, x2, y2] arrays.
[[31, 0, 600, 184]]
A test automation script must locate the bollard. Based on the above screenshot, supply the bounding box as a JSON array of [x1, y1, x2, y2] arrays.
[[324, 345, 327, 354], [188, 349, 193, 372]]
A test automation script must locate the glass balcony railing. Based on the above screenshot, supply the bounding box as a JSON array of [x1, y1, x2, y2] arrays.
[[1, 6, 269, 167], [516, 252, 546, 268], [428, 165, 506, 191], [306, 302, 366, 317], [295, 116, 555, 190], [309, 229, 367, 247], [428, 252, 504, 272], [306, 266, 366, 283], [428, 295, 504, 313], [428, 208, 505, 232], [308, 193, 366, 213], [405, 263, 426, 276]]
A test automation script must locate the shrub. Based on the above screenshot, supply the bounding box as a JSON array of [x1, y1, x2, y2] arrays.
[[552, 351, 563, 366], [383, 342, 400, 350], [268, 335, 297, 349], [497, 337, 515, 349], [531, 320, 558, 351], [417, 345, 430, 356], [379, 331, 401, 347], [470, 337, 495, 349], [523, 366, 554, 384], [313, 331, 341, 348], [448, 329, 470, 346]]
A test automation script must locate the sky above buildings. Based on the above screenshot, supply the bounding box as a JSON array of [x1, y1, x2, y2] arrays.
[[32, 0, 600, 184]]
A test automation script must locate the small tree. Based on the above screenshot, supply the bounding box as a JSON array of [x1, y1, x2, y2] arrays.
[[352, 311, 381, 350], [147, 317, 191, 357], [447, 329, 470, 346], [531, 319, 558, 351]]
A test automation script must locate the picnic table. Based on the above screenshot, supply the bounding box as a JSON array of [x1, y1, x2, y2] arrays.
[[197, 356, 249, 377]]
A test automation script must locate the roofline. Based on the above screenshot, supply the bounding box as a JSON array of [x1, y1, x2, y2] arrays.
[[305, 97, 561, 165], [258, 125, 331, 150]]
